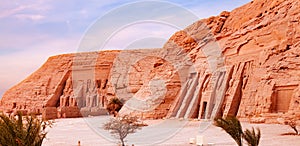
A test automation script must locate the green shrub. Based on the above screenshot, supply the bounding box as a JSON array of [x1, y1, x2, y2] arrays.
[[106, 98, 123, 116], [0, 112, 52, 146]]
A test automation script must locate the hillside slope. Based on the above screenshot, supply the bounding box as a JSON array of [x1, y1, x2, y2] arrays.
[[1, 0, 300, 123]]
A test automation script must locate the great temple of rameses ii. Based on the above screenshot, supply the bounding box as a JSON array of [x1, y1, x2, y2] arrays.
[[1, 0, 300, 123]]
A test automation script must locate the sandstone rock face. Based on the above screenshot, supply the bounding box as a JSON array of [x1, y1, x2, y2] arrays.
[[218, 0, 300, 121], [0, 51, 119, 118], [1, 0, 300, 123], [164, 0, 300, 122], [1, 53, 74, 114], [118, 54, 181, 119]]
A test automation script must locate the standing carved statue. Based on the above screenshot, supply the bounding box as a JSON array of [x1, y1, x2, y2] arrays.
[[86, 81, 97, 107], [97, 88, 107, 107], [59, 76, 73, 107], [60, 92, 71, 107], [70, 81, 84, 107]]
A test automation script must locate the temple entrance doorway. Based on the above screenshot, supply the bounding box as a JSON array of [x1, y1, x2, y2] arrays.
[[272, 85, 296, 113]]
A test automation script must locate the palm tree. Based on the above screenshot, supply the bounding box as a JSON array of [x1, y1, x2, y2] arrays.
[[243, 128, 261, 146], [214, 116, 262, 146], [0, 112, 51, 146], [214, 116, 243, 146], [106, 98, 123, 116]]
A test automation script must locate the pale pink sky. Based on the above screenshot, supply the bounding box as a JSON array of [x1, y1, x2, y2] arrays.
[[0, 0, 251, 98]]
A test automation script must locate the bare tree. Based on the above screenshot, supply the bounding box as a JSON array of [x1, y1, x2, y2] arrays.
[[103, 115, 145, 146], [285, 118, 299, 135]]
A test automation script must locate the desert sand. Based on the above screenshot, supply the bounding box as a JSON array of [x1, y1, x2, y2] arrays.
[[42, 116, 300, 146]]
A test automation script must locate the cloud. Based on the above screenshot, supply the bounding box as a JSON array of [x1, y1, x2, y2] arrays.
[[0, 33, 80, 98], [188, 0, 251, 18], [0, 0, 252, 98], [0, 4, 30, 18], [0, 2, 51, 19], [0, 1, 126, 98], [103, 22, 177, 50], [14, 14, 45, 21], [76, 1, 200, 52]]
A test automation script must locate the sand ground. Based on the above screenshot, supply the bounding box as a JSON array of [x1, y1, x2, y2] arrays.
[[42, 116, 300, 146]]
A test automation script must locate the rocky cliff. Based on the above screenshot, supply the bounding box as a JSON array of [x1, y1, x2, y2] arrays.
[[1, 0, 300, 123]]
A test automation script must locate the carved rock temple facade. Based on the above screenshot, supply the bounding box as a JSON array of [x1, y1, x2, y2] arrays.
[[1, 0, 300, 123]]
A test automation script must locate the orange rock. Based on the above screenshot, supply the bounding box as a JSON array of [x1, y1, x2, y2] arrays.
[[1, 0, 300, 123]]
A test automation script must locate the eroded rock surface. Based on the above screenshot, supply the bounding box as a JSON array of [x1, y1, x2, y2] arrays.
[[1, 0, 300, 123]]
